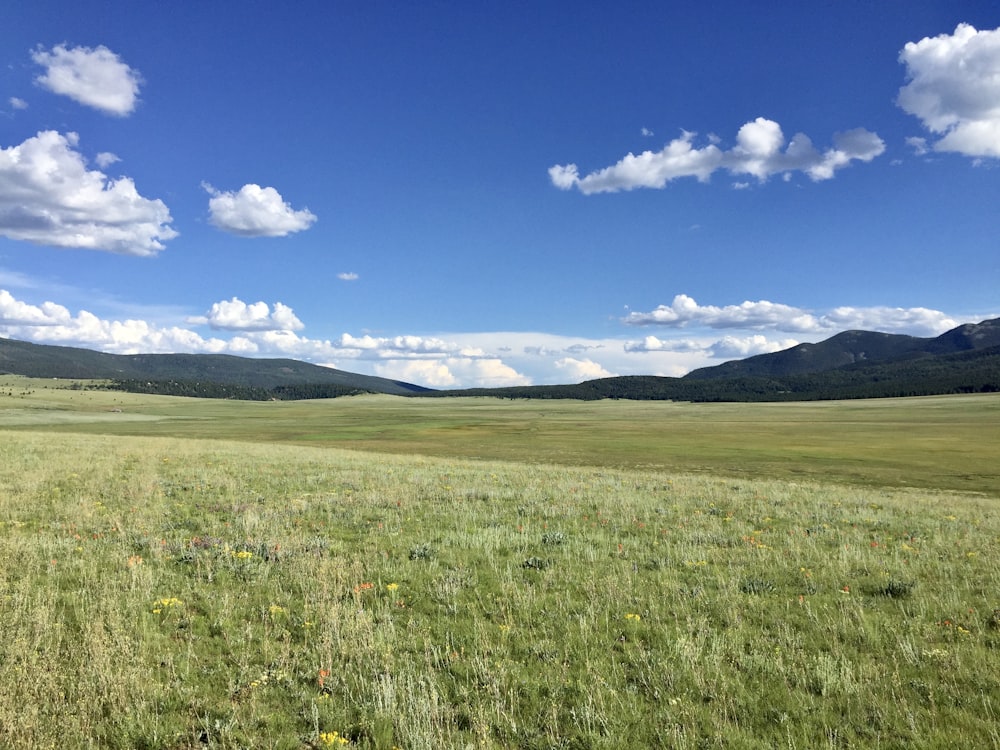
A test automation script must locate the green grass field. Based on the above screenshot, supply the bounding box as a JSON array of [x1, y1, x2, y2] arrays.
[[2, 377, 998, 493], [0, 379, 998, 748]]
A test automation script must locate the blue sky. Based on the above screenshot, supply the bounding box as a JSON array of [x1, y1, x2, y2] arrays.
[[1, 1, 998, 388]]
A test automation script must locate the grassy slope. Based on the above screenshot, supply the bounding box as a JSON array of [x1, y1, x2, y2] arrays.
[[1, 378, 998, 748], [0, 431, 997, 749]]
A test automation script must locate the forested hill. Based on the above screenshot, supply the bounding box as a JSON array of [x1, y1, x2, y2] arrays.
[[0, 337, 430, 397], [431, 344, 1000, 401]]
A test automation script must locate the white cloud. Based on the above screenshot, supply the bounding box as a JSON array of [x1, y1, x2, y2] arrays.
[[95, 151, 120, 168], [641, 127, 654, 137], [337, 272, 359, 281], [9, 97, 28, 110], [376, 360, 457, 387], [549, 118, 884, 194], [189, 298, 305, 332], [32, 44, 142, 116], [624, 294, 960, 336], [0, 131, 177, 255], [554, 357, 615, 382], [624, 294, 819, 331], [708, 335, 800, 359], [623, 335, 708, 353], [0, 289, 72, 325], [336, 332, 477, 358], [624, 333, 799, 359], [375, 358, 531, 389], [820, 305, 959, 334], [204, 183, 317, 237], [898, 24, 1000, 158], [905, 136, 929, 156]]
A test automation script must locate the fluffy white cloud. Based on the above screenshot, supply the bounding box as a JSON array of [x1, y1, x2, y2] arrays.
[[624, 294, 819, 331], [708, 335, 801, 359], [898, 24, 1000, 158], [0, 131, 177, 255], [9, 97, 28, 110], [624, 333, 799, 359], [549, 118, 884, 193], [624, 294, 960, 337], [337, 272, 359, 281], [375, 358, 531, 389], [32, 44, 142, 116], [0, 289, 72, 325], [205, 183, 317, 237], [820, 305, 959, 334], [189, 298, 304, 332], [554, 357, 615, 382]]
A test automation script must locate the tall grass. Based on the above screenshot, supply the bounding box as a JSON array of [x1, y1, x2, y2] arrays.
[[0, 430, 997, 748]]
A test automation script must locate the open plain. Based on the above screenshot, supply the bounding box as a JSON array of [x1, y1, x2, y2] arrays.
[[0, 379, 997, 748]]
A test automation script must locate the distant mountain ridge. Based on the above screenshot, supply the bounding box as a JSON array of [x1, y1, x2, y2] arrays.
[[0, 336, 430, 397], [685, 317, 1000, 380], [425, 317, 1000, 401], [2, 317, 999, 402]]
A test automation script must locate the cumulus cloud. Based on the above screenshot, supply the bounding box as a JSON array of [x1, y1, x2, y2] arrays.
[[624, 333, 799, 359], [624, 294, 819, 331], [898, 24, 1000, 158], [708, 335, 801, 359], [549, 118, 884, 193], [0, 289, 72, 326], [554, 357, 615, 382], [204, 183, 317, 237], [337, 272, 359, 281], [0, 131, 177, 255], [189, 298, 304, 332], [9, 97, 28, 110], [623, 294, 960, 337], [375, 358, 531, 389], [32, 44, 142, 116], [0, 290, 226, 354]]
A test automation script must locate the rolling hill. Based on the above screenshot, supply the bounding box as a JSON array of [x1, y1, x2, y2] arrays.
[[0, 336, 430, 397]]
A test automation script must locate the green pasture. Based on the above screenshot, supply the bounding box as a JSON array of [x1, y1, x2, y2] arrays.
[[1, 376, 998, 493], [0, 378, 998, 748]]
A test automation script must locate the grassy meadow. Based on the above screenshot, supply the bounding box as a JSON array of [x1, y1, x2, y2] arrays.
[[0, 379, 998, 748]]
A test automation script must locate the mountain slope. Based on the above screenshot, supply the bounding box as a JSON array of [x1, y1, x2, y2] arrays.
[[684, 317, 1000, 380], [0, 337, 430, 396]]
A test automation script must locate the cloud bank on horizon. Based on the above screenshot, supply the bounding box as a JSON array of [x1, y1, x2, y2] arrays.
[[0, 287, 976, 388], [0, 18, 998, 389]]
